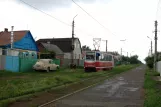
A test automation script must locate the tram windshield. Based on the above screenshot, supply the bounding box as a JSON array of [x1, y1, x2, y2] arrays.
[[86, 52, 95, 61]]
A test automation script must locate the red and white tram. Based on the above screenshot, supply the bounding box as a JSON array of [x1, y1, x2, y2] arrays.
[[84, 51, 114, 72]]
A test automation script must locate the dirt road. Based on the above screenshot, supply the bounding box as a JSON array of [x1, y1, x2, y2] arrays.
[[49, 65, 145, 107]]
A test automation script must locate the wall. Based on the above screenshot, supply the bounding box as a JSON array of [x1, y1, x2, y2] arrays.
[[7, 49, 19, 56], [13, 31, 38, 51], [61, 59, 84, 67], [156, 61, 161, 76], [0, 48, 2, 55], [64, 53, 71, 59], [0, 55, 6, 70], [73, 39, 82, 59]]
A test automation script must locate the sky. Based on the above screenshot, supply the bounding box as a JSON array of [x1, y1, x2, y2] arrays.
[[0, 0, 160, 63]]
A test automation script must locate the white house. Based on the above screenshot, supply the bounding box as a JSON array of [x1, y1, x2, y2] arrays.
[[36, 38, 82, 59]]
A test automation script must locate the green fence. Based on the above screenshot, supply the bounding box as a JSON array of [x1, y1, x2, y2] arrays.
[[52, 59, 60, 66], [19, 58, 37, 72], [19, 58, 60, 72]]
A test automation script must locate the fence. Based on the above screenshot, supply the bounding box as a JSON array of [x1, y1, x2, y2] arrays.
[[156, 61, 161, 76], [5, 56, 19, 72], [61, 59, 84, 67], [19, 58, 37, 72], [0, 55, 5, 70], [0, 55, 61, 72]]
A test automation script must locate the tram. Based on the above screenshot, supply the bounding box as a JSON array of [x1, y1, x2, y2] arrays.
[[84, 51, 114, 72]]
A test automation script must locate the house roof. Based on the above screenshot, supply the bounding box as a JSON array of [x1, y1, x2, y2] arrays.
[[37, 38, 80, 53], [41, 42, 64, 55], [0, 29, 28, 46]]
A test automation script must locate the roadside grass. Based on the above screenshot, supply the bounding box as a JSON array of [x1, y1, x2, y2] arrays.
[[144, 69, 161, 107], [110, 64, 140, 75], [0, 64, 140, 107]]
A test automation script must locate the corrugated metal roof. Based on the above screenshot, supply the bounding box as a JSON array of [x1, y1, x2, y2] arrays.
[[41, 42, 64, 54], [37, 38, 78, 53]]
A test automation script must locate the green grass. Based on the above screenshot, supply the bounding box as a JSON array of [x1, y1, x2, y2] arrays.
[[0, 64, 140, 107], [144, 69, 161, 107], [110, 64, 140, 74]]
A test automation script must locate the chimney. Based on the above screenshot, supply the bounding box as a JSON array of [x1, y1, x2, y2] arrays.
[[4, 28, 8, 32]]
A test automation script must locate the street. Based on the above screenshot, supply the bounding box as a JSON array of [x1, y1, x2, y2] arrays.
[[50, 65, 145, 107]]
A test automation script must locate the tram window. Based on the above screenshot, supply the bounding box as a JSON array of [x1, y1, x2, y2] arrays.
[[109, 55, 112, 61], [86, 55, 95, 61]]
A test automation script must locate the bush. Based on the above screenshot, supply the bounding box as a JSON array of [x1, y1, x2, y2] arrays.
[[145, 56, 154, 69]]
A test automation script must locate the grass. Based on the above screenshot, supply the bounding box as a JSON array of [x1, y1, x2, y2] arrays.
[[110, 64, 140, 75], [0, 64, 140, 107], [144, 69, 161, 107]]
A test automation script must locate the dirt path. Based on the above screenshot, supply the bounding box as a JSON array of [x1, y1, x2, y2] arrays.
[[48, 65, 145, 107]]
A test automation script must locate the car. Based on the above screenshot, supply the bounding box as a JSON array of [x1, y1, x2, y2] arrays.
[[33, 59, 59, 72]]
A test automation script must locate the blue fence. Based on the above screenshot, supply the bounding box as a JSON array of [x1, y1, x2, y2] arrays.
[[5, 56, 19, 72]]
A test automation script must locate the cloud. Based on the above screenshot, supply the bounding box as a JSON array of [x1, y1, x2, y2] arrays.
[[15, 0, 111, 10]]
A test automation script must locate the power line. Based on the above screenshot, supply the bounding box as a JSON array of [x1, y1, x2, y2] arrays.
[[19, 0, 106, 39], [19, 0, 71, 27], [71, 0, 117, 36]]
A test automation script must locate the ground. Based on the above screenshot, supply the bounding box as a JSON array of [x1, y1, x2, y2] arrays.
[[0, 65, 141, 107], [43, 65, 145, 107]]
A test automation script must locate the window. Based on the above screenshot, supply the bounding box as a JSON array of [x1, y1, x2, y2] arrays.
[[2, 49, 7, 55], [86, 52, 95, 61]]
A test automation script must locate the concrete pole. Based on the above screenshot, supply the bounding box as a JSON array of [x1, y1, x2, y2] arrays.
[[71, 20, 74, 65], [154, 20, 158, 71], [106, 40, 107, 52], [151, 40, 153, 55], [71, 15, 77, 67]]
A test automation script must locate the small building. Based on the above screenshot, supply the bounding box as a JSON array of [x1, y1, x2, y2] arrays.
[[37, 38, 82, 59], [37, 42, 64, 65], [0, 28, 38, 56]]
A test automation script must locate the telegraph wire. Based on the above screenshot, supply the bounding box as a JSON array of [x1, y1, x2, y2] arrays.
[[71, 0, 117, 36], [19, 0, 71, 27], [19, 0, 105, 39]]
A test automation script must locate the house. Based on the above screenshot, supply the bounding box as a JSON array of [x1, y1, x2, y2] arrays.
[[0, 28, 38, 56], [37, 38, 82, 59], [37, 42, 64, 58]]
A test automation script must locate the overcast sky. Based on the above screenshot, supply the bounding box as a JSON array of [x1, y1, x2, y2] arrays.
[[0, 0, 160, 63]]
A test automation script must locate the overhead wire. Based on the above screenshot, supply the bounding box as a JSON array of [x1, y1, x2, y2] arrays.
[[19, 0, 101, 40], [19, 0, 72, 27], [71, 0, 117, 36]]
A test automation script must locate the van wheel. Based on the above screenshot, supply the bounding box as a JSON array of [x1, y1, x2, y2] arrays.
[[47, 67, 50, 72]]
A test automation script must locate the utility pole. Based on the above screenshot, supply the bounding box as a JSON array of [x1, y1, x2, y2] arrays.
[[71, 15, 77, 67], [147, 36, 153, 56], [106, 40, 107, 52], [151, 40, 153, 55], [154, 20, 158, 71]]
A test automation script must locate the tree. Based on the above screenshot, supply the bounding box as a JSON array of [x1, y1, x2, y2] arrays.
[[121, 55, 142, 64], [145, 55, 154, 69], [145, 52, 161, 69], [82, 45, 91, 51], [40, 49, 56, 59]]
